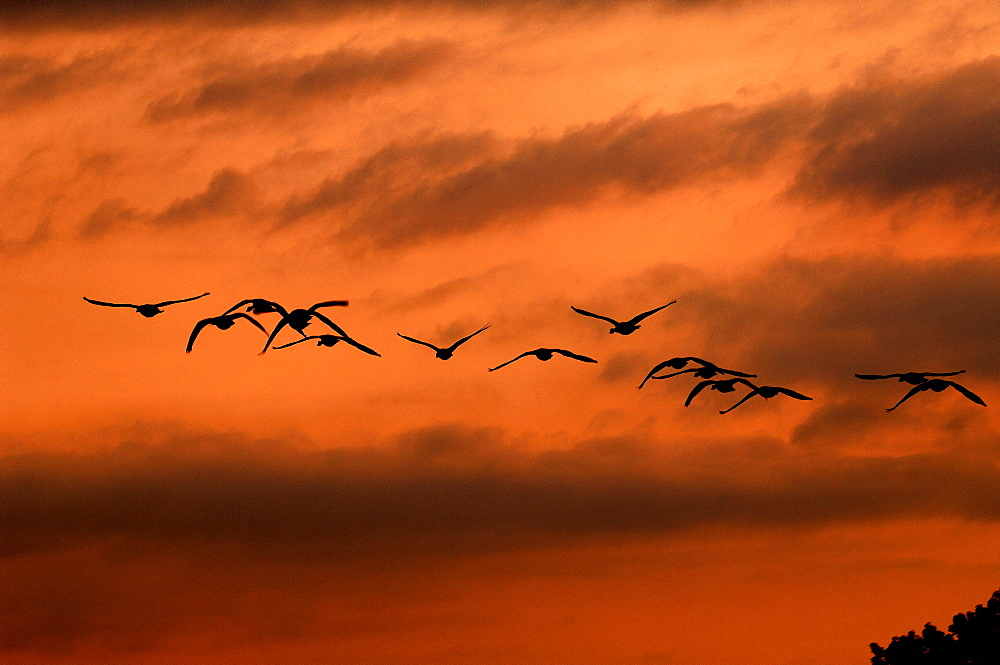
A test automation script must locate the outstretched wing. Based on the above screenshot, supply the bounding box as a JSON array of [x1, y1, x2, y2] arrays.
[[223, 299, 255, 315], [924, 370, 966, 377], [154, 292, 210, 307], [309, 311, 349, 337], [625, 300, 677, 325], [185, 318, 214, 353], [447, 325, 490, 352], [775, 387, 812, 401], [552, 349, 598, 363], [651, 368, 697, 381], [273, 336, 319, 350], [855, 373, 902, 380], [308, 300, 350, 312], [946, 382, 986, 407], [489, 352, 534, 372], [638, 360, 680, 389], [231, 313, 268, 335], [340, 335, 381, 357], [570, 307, 620, 325], [886, 384, 930, 411], [720, 389, 761, 414], [719, 367, 757, 378], [84, 297, 137, 308], [684, 380, 714, 407], [260, 317, 290, 354], [397, 333, 440, 351]]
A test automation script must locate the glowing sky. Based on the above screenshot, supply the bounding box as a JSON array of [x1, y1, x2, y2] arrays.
[[2, 1, 999, 663]]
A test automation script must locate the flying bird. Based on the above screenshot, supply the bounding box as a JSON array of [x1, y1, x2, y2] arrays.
[[273, 334, 380, 357], [260, 300, 350, 354], [223, 298, 290, 317], [570, 301, 677, 335], [489, 348, 597, 372], [719, 384, 813, 414], [855, 370, 966, 385], [84, 292, 210, 318], [638, 357, 755, 389], [684, 377, 759, 407], [186, 313, 268, 353], [885, 379, 986, 412], [397, 325, 489, 360]]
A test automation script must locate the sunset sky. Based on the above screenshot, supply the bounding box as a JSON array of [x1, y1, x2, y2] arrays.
[[2, 1, 999, 663]]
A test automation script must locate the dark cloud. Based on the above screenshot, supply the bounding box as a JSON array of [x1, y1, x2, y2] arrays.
[[145, 41, 456, 122], [0, 49, 133, 113], [3, 422, 999, 562], [281, 100, 812, 247], [792, 57, 1000, 208]]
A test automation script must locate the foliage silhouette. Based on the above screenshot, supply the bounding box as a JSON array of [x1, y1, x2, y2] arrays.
[[870, 589, 1000, 665]]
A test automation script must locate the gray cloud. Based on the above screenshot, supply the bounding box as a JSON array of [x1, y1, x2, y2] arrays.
[[0, 49, 133, 113], [145, 40, 456, 122]]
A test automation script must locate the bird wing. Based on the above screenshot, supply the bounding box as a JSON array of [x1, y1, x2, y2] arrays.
[[775, 387, 812, 401], [397, 333, 440, 351], [718, 367, 757, 378], [222, 299, 254, 315], [552, 349, 598, 363], [154, 292, 210, 307], [719, 389, 761, 414], [570, 307, 619, 325], [886, 383, 930, 411], [185, 318, 214, 353], [84, 297, 137, 308], [946, 382, 986, 406], [489, 352, 533, 371], [340, 335, 381, 357], [231, 313, 268, 335], [684, 380, 714, 407], [309, 311, 349, 337], [273, 336, 318, 350], [638, 361, 675, 389], [855, 373, 900, 380], [625, 300, 677, 325], [652, 368, 697, 380], [925, 370, 967, 377], [308, 300, 350, 311], [447, 325, 490, 352], [259, 317, 290, 354]]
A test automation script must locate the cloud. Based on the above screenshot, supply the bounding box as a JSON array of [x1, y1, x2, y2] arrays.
[[0, 49, 133, 113], [791, 56, 1000, 208], [4, 422, 999, 563], [145, 40, 456, 122], [281, 99, 812, 247]]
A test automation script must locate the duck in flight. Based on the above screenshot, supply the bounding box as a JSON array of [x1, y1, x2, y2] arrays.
[[186, 313, 267, 353], [639, 357, 756, 389], [223, 298, 293, 317], [885, 379, 985, 412], [273, 334, 380, 357], [489, 348, 597, 372], [855, 370, 966, 385], [683, 377, 759, 407], [397, 325, 489, 360], [260, 300, 350, 354], [84, 292, 210, 318], [571, 301, 676, 335], [720, 384, 813, 414]]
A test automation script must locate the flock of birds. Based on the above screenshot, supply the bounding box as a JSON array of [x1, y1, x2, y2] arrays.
[[83, 292, 988, 414]]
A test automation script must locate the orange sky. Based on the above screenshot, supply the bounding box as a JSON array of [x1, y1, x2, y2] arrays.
[[2, 1, 1000, 663]]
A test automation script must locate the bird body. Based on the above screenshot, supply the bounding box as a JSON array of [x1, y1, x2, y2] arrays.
[[571, 301, 676, 335], [260, 300, 350, 353], [855, 370, 965, 385], [719, 384, 812, 414], [84, 292, 210, 317], [397, 325, 489, 360], [886, 379, 985, 411], [684, 378, 758, 406], [489, 348, 597, 371], [639, 357, 754, 389], [224, 298, 289, 317], [186, 313, 267, 353], [274, 334, 380, 356]]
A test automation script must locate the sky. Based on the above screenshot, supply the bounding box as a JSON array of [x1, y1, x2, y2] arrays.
[[2, 0, 999, 663]]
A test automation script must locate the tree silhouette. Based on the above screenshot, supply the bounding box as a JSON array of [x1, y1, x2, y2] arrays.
[[870, 589, 1000, 664]]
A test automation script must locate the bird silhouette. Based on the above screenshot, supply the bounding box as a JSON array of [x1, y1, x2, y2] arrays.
[[489, 348, 597, 371], [684, 377, 759, 407], [397, 325, 489, 359], [260, 301, 350, 353], [186, 313, 267, 353], [720, 384, 813, 414], [855, 370, 966, 385], [571, 301, 676, 335], [885, 379, 986, 412], [84, 292, 210, 317], [638, 357, 755, 389], [223, 298, 290, 317], [273, 334, 380, 357]]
